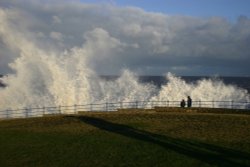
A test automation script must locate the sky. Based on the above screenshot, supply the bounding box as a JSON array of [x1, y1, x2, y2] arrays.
[[81, 0, 250, 21], [0, 0, 250, 76]]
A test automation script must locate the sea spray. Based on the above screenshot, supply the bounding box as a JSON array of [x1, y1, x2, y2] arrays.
[[0, 8, 249, 115], [150, 73, 250, 108]]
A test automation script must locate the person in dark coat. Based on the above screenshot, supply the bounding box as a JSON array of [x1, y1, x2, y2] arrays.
[[180, 99, 186, 108], [187, 96, 192, 107]]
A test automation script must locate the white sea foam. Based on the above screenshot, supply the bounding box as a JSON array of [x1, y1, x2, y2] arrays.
[[151, 73, 250, 108]]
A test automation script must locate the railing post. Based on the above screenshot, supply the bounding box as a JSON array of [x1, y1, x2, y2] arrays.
[[74, 104, 77, 114], [90, 103, 93, 111], [199, 100, 201, 108], [231, 100, 234, 109], [106, 102, 108, 112], [6, 109, 9, 119], [59, 105, 61, 114], [212, 100, 214, 108], [43, 107, 45, 115], [167, 100, 169, 107], [25, 108, 28, 118], [120, 101, 123, 109], [135, 101, 138, 109]]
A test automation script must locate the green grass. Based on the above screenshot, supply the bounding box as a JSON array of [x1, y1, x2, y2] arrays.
[[0, 110, 250, 167]]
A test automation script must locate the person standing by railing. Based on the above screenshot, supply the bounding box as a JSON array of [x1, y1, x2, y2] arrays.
[[180, 99, 186, 108], [187, 96, 192, 107]]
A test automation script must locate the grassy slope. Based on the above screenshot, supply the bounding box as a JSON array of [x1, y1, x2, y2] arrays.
[[0, 110, 250, 167]]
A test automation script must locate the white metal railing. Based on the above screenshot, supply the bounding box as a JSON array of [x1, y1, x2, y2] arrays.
[[0, 100, 250, 119]]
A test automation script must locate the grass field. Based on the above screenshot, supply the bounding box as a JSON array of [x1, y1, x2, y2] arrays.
[[0, 108, 250, 167]]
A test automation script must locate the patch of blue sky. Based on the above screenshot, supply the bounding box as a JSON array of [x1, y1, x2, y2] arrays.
[[80, 0, 250, 21]]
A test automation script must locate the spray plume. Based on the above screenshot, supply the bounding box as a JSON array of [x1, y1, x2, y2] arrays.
[[0, 8, 249, 114]]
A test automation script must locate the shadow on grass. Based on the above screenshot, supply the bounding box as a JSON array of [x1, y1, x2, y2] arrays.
[[75, 116, 250, 167]]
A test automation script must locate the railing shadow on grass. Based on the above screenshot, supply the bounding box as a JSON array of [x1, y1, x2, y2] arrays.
[[75, 116, 250, 167]]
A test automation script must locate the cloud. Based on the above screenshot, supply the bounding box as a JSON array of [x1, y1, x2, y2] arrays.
[[0, 0, 250, 76], [52, 15, 61, 24], [50, 31, 63, 41]]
